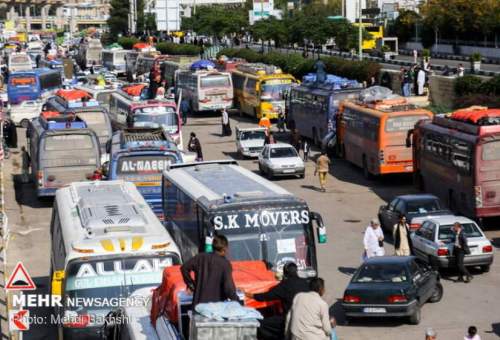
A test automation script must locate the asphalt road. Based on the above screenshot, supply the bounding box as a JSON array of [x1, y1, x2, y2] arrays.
[[3, 113, 500, 340]]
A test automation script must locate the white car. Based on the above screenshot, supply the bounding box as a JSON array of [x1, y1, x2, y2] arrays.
[[411, 215, 494, 272], [235, 126, 266, 157], [258, 143, 305, 179], [8, 100, 43, 128]]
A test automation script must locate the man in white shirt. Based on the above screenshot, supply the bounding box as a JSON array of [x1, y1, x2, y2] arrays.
[[363, 218, 385, 258], [287, 278, 334, 340]]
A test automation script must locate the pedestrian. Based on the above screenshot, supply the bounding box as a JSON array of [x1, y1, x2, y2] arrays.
[[246, 262, 309, 339], [393, 214, 413, 256], [286, 277, 334, 340], [21, 146, 31, 183], [180, 98, 190, 125], [417, 67, 426, 96], [290, 129, 301, 152], [221, 108, 231, 136], [399, 67, 405, 95], [457, 63, 465, 77], [277, 111, 286, 133], [302, 139, 310, 162], [453, 222, 472, 283], [363, 218, 384, 259], [464, 326, 480, 340], [264, 130, 276, 145], [91, 169, 103, 181], [402, 69, 412, 97], [4, 119, 17, 148], [148, 73, 162, 99], [180, 235, 239, 307], [413, 49, 418, 64], [314, 152, 330, 192], [188, 132, 203, 161], [425, 328, 437, 340], [259, 116, 271, 129]]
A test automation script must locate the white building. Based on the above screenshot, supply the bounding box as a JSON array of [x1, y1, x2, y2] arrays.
[[344, 0, 423, 23]]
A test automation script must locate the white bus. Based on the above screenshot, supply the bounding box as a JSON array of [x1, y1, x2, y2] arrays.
[[8, 52, 33, 73], [50, 180, 181, 339], [102, 49, 128, 75], [175, 69, 233, 113]]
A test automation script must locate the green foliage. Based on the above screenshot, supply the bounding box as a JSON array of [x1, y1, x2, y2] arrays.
[[216, 48, 381, 82], [181, 5, 248, 39], [454, 75, 484, 96], [107, 0, 129, 38], [117, 37, 140, 49], [391, 10, 421, 43], [470, 52, 482, 62], [135, 0, 145, 33], [145, 13, 157, 33], [156, 42, 201, 56], [454, 75, 500, 108], [422, 49, 430, 57]]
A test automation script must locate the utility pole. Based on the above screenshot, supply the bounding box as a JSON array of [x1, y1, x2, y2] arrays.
[[358, 0, 362, 61]]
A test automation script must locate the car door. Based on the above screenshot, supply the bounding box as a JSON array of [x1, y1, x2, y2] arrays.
[[408, 259, 429, 304], [411, 221, 429, 259], [382, 199, 399, 231], [420, 222, 438, 260], [259, 146, 268, 169], [413, 258, 437, 303]]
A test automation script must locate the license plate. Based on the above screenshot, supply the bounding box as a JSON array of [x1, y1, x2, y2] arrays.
[[283, 169, 295, 173], [469, 247, 479, 254], [363, 307, 386, 313]]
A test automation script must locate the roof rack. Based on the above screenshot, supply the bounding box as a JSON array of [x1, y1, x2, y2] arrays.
[[119, 128, 174, 150], [449, 107, 500, 125], [236, 63, 282, 76]]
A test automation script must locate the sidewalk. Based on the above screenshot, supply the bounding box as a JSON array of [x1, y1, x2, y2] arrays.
[[0, 154, 10, 339]]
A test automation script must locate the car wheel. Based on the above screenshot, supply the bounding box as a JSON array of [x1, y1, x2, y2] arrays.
[[408, 305, 421, 325], [428, 282, 443, 303], [21, 119, 30, 128], [480, 264, 490, 273]]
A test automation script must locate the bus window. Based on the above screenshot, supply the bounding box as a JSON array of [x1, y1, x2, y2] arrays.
[[200, 75, 230, 88], [39, 72, 62, 92], [261, 80, 293, 101], [10, 76, 36, 87], [482, 141, 500, 161], [133, 106, 179, 133], [44, 134, 95, 152]]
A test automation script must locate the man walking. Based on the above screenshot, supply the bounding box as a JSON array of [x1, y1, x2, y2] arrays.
[[287, 278, 334, 340], [221, 108, 231, 136], [393, 214, 412, 256], [363, 218, 385, 259], [302, 140, 310, 162], [314, 152, 330, 192], [453, 222, 472, 283], [180, 98, 190, 125], [21, 146, 31, 183], [180, 235, 239, 307], [246, 262, 309, 339], [188, 132, 203, 161]]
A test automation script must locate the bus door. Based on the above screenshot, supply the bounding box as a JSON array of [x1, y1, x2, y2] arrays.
[[475, 137, 500, 216], [243, 78, 259, 116]]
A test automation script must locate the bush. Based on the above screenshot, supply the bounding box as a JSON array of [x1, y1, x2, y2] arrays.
[[117, 37, 140, 49], [216, 48, 380, 82], [454, 74, 500, 108], [480, 75, 500, 96], [455, 94, 500, 109], [470, 52, 482, 62], [156, 42, 201, 55], [454, 75, 483, 96]]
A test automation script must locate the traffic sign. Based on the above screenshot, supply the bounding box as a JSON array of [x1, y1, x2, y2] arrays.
[[6, 262, 36, 290]]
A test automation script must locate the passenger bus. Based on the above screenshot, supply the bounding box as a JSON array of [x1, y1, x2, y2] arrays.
[[339, 97, 433, 178], [231, 63, 297, 119], [409, 107, 500, 221], [162, 160, 327, 276], [27, 114, 101, 198], [7, 52, 33, 73], [77, 38, 102, 69], [175, 68, 233, 113], [102, 49, 128, 75], [44, 89, 113, 158], [7, 68, 63, 104], [109, 85, 183, 149], [107, 128, 186, 220], [287, 74, 363, 147], [160, 56, 200, 86], [50, 180, 181, 339]]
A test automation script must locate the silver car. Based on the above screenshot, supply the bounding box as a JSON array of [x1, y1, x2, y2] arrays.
[[258, 143, 305, 179], [235, 126, 266, 158], [411, 215, 494, 272]]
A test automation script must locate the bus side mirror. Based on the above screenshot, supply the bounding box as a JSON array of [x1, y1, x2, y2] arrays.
[[51, 270, 65, 296], [310, 212, 327, 244]]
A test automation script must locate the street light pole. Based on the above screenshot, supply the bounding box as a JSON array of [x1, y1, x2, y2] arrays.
[[358, 0, 362, 61]]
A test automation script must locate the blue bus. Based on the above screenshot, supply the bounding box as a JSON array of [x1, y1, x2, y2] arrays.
[[7, 68, 63, 104], [287, 73, 363, 150], [106, 128, 185, 220]]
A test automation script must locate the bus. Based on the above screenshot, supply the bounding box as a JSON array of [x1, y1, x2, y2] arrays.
[[175, 68, 233, 113], [287, 74, 363, 147], [160, 56, 200, 86], [43, 89, 113, 158], [102, 49, 128, 75], [231, 63, 297, 119], [77, 38, 102, 69], [162, 160, 327, 277], [353, 23, 384, 51], [339, 97, 433, 178], [7, 52, 32, 73], [409, 107, 500, 221], [107, 128, 186, 220], [27, 114, 101, 198], [50, 180, 181, 339], [74, 84, 116, 111], [109, 85, 183, 149], [7, 68, 63, 104]]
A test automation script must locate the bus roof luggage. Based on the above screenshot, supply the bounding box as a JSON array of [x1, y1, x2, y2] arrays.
[[122, 84, 147, 97], [119, 127, 175, 149], [190, 60, 216, 71], [55, 89, 91, 101], [302, 73, 361, 89], [235, 63, 282, 75], [450, 107, 500, 125]]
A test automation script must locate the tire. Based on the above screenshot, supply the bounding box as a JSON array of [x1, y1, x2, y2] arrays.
[[299, 173, 305, 179], [362, 156, 372, 179], [428, 282, 443, 303], [408, 305, 421, 325], [480, 264, 490, 273], [20, 119, 30, 129]]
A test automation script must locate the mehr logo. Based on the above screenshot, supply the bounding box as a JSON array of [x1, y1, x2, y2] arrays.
[[9, 310, 30, 331], [6, 262, 36, 291]]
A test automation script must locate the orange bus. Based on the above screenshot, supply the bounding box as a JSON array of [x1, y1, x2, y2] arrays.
[[338, 98, 433, 178]]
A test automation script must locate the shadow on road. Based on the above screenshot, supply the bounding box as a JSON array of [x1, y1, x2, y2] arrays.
[[488, 323, 500, 337], [12, 175, 53, 209]]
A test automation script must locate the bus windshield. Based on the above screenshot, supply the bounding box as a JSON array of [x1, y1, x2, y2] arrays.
[[64, 255, 179, 314], [133, 106, 179, 133], [116, 154, 177, 181], [240, 130, 266, 140], [211, 206, 314, 272], [9, 75, 37, 87], [261, 80, 292, 101], [200, 75, 230, 88], [44, 134, 95, 152]]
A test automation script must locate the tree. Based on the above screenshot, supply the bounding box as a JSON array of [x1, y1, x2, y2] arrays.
[[136, 0, 145, 34], [145, 13, 157, 34], [107, 0, 129, 38], [391, 10, 421, 44]]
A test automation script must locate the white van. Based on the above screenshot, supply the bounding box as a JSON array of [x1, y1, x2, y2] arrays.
[[8, 53, 33, 73], [8, 100, 43, 127]]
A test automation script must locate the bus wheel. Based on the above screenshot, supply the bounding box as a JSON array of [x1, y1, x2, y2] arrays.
[[20, 119, 30, 129], [362, 156, 372, 180]]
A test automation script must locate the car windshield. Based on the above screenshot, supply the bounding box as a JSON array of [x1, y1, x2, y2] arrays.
[[240, 130, 266, 140], [270, 147, 298, 158], [438, 223, 483, 242], [406, 199, 442, 214], [353, 263, 409, 283]]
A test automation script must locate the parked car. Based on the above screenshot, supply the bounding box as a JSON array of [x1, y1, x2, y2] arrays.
[[378, 194, 451, 233], [342, 256, 443, 325], [235, 126, 266, 158], [258, 143, 305, 179], [411, 215, 494, 272], [8, 100, 43, 128]]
